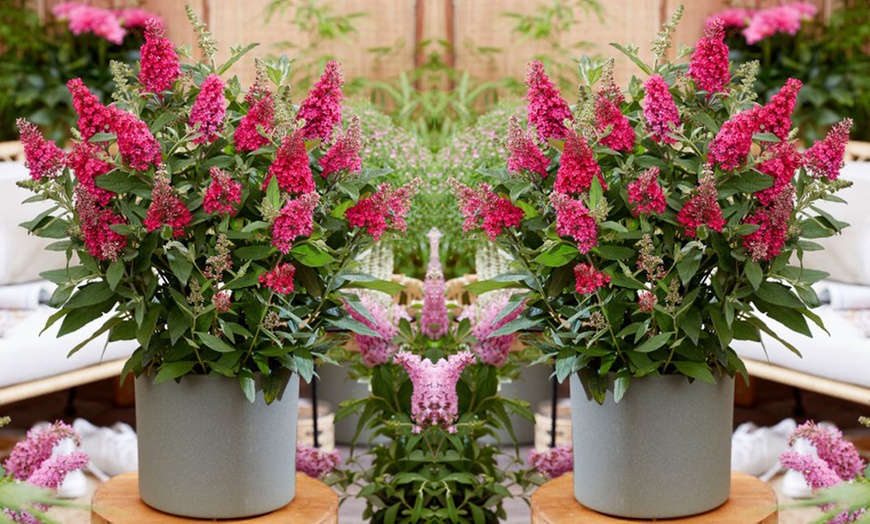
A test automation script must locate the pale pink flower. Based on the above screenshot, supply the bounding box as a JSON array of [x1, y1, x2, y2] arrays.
[[55, 4, 126, 44], [296, 444, 341, 479], [347, 294, 409, 367], [420, 269, 450, 340], [319, 116, 362, 178], [115, 7, 161, 29], [528, 445, 573, 479], [709, 8, 753, 29], [393, 351, 477, 433], [743, 3, 816, 45], [460, 292, 523, 367]]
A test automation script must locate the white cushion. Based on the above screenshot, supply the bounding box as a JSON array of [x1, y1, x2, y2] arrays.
[[0, 161, 69, 285], [0, 305, 136, 392], [800, 162, 870, 285], [732, 306, 870, 389]]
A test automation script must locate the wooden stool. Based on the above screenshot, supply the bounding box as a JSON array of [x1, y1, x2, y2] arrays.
[[531, 472, 777, 523], [91, 471, 338, 523]]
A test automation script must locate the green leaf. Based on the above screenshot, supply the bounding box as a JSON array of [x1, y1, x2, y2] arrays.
[[153, 361, 197, 385], [489, 316, 540, 337], [595, 245, 635, 260], [238, 369, 256, 403], [328, 316, 382, 337], [65, 281, 114, 309], [217, 42, 259, 75], [633, 332, 671, 353], [40, 266, 90, 284], [745, 260, 763, 291], [94, 171, 151, 194], [610, 42, 652, 75], [106, 260, 125, 291], [754, 301, 811, 337], [344, 277, 404, 295], [613, 369, 630, 403], [672, 362, 717, 384], [235, 245, 275, 260], [465, 278, 526, 295], [197, 332, 237, 353], [756, 282, 805, 309], [290, 243, 335, 267], [534, 243, 579, 267], [167, 250, 193, 285], [677, 249, 702, 285]]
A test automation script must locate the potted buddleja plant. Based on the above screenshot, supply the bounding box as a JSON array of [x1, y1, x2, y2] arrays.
[[452, 7, 852, 519], [17, 8, 416, 520], [329, 229, 538, 523]]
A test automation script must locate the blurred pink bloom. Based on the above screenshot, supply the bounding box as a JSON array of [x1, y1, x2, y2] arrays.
[[420, 268, 450, 340], [708, 8, 753, 29], [743, 3, 817, 44], [296, 445, 341, 480], [115, 7, 162, 29], [54, 3, 126, 45], [347, 293, 409, 367], [393, 351, 476, 433], [460, 292, 523, 367], [529, 445, 573, 479]]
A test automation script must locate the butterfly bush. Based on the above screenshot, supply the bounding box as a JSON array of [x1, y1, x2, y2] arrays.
[[458, 11, 851, 402], [296, 444, 341, 480], [780, 421, 866, 523], [528, 444, 574, 480], [2, 421, 89, 523], [17, 9, 415, 397]]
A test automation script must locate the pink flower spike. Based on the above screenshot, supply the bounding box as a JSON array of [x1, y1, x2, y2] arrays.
[[627, 167, 667, 216], [688, 18, 731, 95], [550, 192, 598, 253], [234, 95, 274, 152], [743, 186, 795, 262], [393, 350, 476, 432], [420, 268, 450, 340], [528, 445, 573, 479], [144, 173, 193, 237], [507, 116, 550, 177], [707, 108, 759, 171], [595, 95, 635, 152], [675, 174, 725, 237], [189, 74, 226, 144], [804, 119, 852, 181], [17, 119, 65, 180], [347, 294, 408, 367], [74, 186, 127, 261], [3, 421, 80, 482], [787, 421, 865, 481], [139, 19, 181, 95], [643, 75, 680, 145], [67, 142, 113, 206], [743, 4, 816, 45], [346, 181, 420, 240], [755, 142, 802, 206], [526, 60, 572, 142], [757, 78, 802, 140], [264, 130, 315, 195], [271, 193, 319, 254], [554, 130, 605, 195], [574, 263, 610, 294], [297, 60, 344, 142], [319, 115, 363, 178], [259, 263, 296, 294], [110, 108, 162, 170], [203, 167, 242, 215], [67, 78, 113, 140], [449, 179, 523, 240], [461, 292, 523, 367], [637, 290, 657, 313]]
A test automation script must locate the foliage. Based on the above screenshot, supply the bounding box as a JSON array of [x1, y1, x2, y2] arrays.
[[463, 14, 851, 402], [0, 1, 148, 142], [265, 0, 365, 96], [720, 0, 870, 142], [18, 13, 407, 398], [503, 0, 604, 94]]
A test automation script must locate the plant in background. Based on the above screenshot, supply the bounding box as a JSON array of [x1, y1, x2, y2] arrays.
[[331, 230, 536, 523], [265, 0, 365, 96], [0, 420, 88, 523], [780, 420, 868, 523], [503, 0, 604, 94], [17, 9, 415, 398], [0, 0, 156, 142], [454, 8, 852, 402], [713, 0, 870, 142]]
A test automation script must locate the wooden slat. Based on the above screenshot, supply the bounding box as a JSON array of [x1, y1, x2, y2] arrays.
[[743, 358, 870, 406], [0, 359, 126, 406]]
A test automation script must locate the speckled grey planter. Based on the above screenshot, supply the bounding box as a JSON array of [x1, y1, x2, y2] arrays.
[[135, 373, 299, 519], [570, 372, 734, 519]]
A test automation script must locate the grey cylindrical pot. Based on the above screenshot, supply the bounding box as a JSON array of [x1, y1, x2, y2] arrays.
[[135, 373, 299, 519], [570, 372, 734, 519]]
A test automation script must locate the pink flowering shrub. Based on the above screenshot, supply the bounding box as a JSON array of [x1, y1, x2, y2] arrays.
[[466, 12, 851, 403], [296, 445, 341, 480], [528, 445, 573, 479], [17, 8, 415, 398], [2, 421, 89, 522]]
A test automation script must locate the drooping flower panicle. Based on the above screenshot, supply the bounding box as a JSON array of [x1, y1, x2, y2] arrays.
[[347, 293, 408, 367], [675, 174, 725, 237], [460, 292, 523, 367], [18, 119, 65, 180], [643, 74, 680, 144], [319, 115, 363, 178], [804, 119, 852, 181], [139, 19, 181, 94], [144, 173, 193, 237], [507, 116, 550, 177], [688, 18, 730, 94]]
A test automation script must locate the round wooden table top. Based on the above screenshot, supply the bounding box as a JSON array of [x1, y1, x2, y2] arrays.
[[531, 472, 777, 523], [91, 471, 338, 523]]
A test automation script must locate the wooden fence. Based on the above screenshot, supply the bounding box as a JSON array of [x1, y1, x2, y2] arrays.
[[33, 0, 836, 93]]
